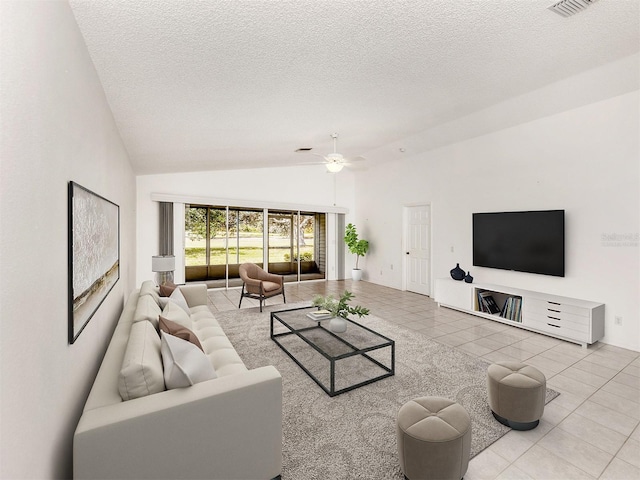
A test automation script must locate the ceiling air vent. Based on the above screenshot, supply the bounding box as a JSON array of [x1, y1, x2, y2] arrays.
[[548, 0, 599, 17]]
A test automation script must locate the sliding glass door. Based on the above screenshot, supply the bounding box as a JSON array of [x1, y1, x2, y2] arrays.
[[185, 204, 325, 286], [185, 206, 208, 280]]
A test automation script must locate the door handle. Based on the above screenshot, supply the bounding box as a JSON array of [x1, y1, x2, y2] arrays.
[[406, 252, 410, 255]]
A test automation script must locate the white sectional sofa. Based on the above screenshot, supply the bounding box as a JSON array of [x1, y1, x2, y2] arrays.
[[74, 281, 282, 480]]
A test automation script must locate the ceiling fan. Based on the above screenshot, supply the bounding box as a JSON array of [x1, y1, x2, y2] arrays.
[[301, 133, 364, 172]]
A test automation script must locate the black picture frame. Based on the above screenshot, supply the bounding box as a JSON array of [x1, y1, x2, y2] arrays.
[[68, 181, 120, 344]]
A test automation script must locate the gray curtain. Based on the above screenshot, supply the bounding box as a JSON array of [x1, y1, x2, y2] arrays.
[[159, 202, 173, 255]]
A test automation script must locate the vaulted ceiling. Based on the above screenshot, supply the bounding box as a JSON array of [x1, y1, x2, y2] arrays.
[[69, 0, 639, 174]]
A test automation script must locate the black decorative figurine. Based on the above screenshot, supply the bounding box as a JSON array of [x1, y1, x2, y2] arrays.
[[464, 271, 474, 283], [450, 263, 465, 281]]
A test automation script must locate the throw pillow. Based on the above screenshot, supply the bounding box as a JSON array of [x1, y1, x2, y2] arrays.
[[159, 281, 177, 297], [160, 331, 216, 389], [118, 321, 165, 401], [159, 316, 204, 352], [169, 287, 190, 314], [161, 300, 192, 329]]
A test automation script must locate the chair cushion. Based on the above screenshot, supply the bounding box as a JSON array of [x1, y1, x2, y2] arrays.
[[262, 281, 281, 293]]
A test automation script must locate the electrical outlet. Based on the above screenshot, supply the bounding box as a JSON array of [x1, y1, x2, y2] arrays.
[[390, 264, 393, 270], [615, 316, 623, 326], [451, 246, 454, 253]]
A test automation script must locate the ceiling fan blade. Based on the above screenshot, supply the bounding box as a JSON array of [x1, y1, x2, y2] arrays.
[[296, 161, 331, 166]]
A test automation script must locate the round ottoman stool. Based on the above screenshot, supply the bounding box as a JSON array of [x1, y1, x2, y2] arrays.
[[397, 396, 471, 480], [487, 361, 546, 431]]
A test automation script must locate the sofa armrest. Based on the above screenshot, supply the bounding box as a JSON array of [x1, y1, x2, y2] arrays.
[[179, 283, 208, 307], [74, 366, 282, 480]]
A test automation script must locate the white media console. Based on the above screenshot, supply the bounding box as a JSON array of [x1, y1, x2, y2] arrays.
[[434, 278, 605, 348]]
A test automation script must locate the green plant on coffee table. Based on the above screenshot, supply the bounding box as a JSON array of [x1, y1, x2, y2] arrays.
[[312, 291, 370, 319]]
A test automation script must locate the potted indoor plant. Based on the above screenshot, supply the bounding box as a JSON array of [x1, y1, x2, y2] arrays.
[[344, 223, 369, 281], [312, 291, 369, 333]]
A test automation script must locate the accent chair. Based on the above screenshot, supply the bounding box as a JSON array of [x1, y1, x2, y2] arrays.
[[238, 263, 286, 312]]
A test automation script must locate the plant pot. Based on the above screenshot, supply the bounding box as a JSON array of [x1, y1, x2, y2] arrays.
[[329, 317, 348, 333], [352, 269, 363, 281]]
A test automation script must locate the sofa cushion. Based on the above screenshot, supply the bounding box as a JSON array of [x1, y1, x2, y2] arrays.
[[161, 300, 192, 329], [190, 307, 221, 325], [133, 294, 162, 330], [139, 280, 160, 305], [118, 320, 165, 401], [159, 316, 203, 352], [160, 331, 217, 389]]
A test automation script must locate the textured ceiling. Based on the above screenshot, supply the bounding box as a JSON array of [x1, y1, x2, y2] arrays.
[[69, 0, 639, 174]]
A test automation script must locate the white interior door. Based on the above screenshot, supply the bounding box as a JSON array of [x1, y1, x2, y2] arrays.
[[405, 205, 431, 296]]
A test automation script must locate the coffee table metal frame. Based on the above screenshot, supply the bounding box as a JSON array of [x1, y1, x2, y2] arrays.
[[270, 306, 395, 397]]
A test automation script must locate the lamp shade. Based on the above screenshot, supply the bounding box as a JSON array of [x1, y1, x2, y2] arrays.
[[152, 255, 175, 272]]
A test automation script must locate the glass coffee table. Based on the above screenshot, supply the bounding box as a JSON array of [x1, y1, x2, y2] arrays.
[[270, 306, 395, 396]]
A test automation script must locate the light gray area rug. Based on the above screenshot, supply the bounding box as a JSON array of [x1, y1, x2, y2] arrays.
[[215, 304, 558, 480]]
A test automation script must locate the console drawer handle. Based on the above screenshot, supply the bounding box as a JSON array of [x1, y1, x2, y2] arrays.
[[548, 316, 561, 321], [548, 301, 561, 306], [548, 309, 561, 313], [547, 323, 561, 328]]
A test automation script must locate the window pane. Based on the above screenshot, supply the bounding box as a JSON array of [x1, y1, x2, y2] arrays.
[[185, 206, 207, 266], [206, 208, 227, 280], [268, 212, 294, 266], [235, 209, 264, 265], [298, 213, 315, 262]]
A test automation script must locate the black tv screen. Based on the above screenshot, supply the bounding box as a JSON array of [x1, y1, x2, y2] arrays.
[[473, 210, 565, 277]]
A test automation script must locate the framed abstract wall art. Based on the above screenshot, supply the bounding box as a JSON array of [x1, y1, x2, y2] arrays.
[[68, 181, 120, 343]]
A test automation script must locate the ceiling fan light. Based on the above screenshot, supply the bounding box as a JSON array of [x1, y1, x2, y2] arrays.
[[326, 162, 344, 173]]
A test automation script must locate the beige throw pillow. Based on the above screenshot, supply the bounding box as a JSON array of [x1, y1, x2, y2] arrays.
[[169, 287, 190, 314], [161, 300, 192, 330], [160, 331, 216, 389]]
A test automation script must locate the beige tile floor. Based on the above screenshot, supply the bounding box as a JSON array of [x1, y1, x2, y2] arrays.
[[208, 280, 640, 480]]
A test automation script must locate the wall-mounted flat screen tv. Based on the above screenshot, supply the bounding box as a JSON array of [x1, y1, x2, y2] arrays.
[[473, 210, 565, 277]]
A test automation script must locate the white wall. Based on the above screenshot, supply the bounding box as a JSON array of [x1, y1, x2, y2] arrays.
[[135, 166, 356, 285], [0, 2, 135, 478], [355, 88, 639, 351]]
